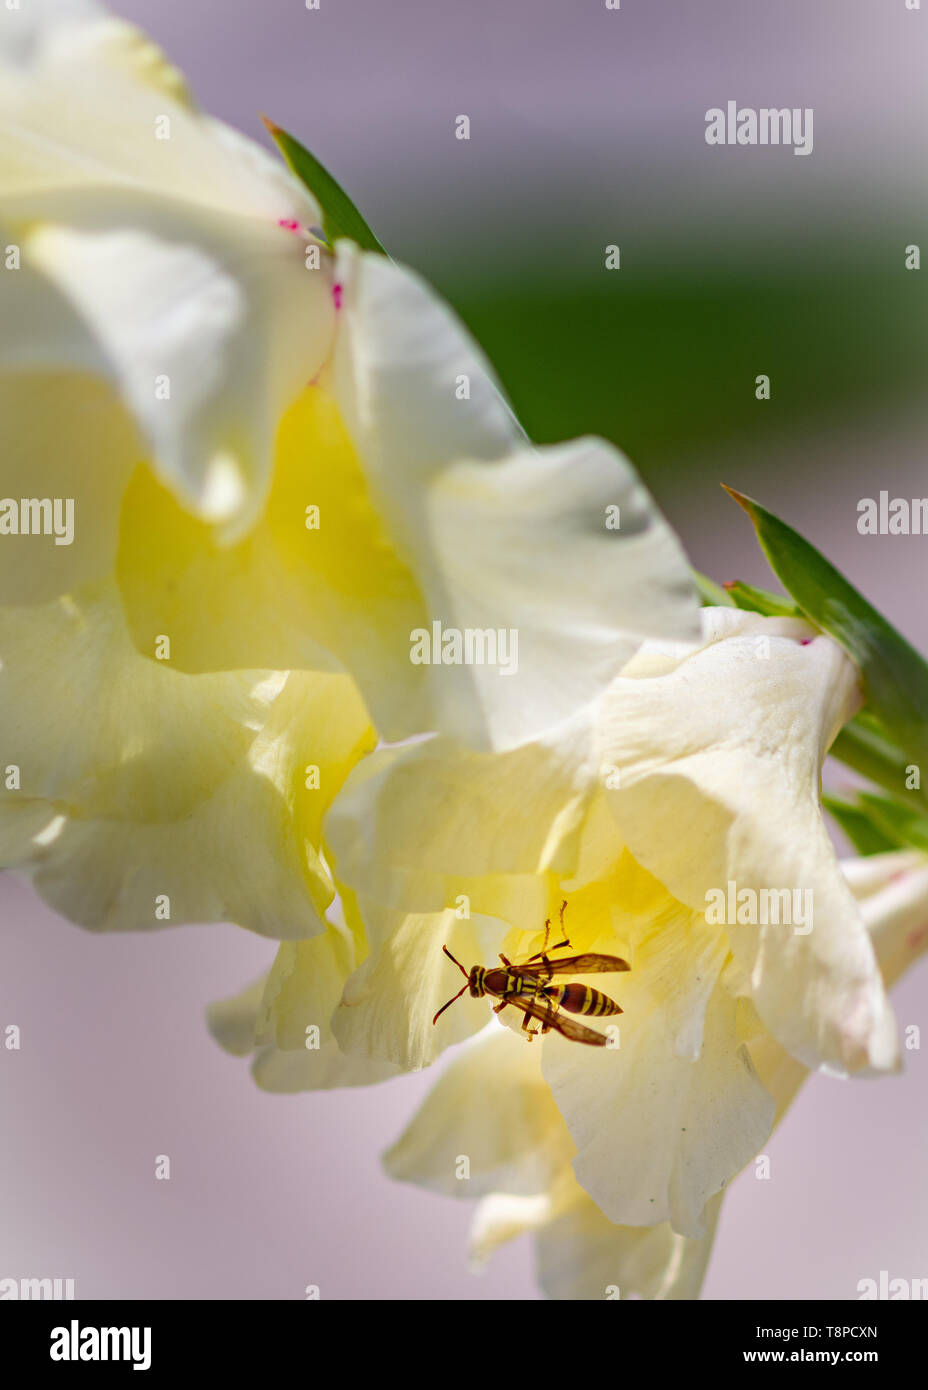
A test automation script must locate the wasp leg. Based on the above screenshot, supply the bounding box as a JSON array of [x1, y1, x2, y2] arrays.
[[524, 936, 572, 968], [541, 1001, 559, 1034], [530, 989, 557, 1039], [551, 902, 572, 955], [525, 942, 571, 961], [540, 951, 563, 981], [526, 901, 573, 969], [498, 954, 512, 967], [493, 1000, 508, 1014], [520, 1010, 539, 1040], [522, 919, 551, 967]]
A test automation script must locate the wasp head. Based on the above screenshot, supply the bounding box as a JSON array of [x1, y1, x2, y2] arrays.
[[468, 966, 486, 998]]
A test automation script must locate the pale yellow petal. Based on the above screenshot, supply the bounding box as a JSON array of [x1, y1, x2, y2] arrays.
[[115, 386, 429, 728], [325, 723, 596, 924], [330, 894, 509, 1070], [0, 579, 374, 935], [534, 1189, 723, 1301], [206, 974, 267, 1057], [385, 1026, 575, 1198], [208, 934, 400, 1092], [597, 608, 896, 1074], [332, 244, 700, 748], [542, 894, 774, 1237], [842, 850, 928, 992], [0, 373, 138, 603], [1, 4, 333, 531]]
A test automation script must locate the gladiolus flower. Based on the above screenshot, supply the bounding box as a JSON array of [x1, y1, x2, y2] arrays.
[[0, 0, 698, 933], [313, 611, 898, 1236], [0, 0, 698, 753], [212, 848, 928, 1297]]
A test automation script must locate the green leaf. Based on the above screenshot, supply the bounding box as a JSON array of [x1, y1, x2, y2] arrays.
[[822, 794, 903, 856], [263, 117, 387, 256], [691, 571, 799, 616], [722, 580, 800, 618], [692, 570, 734, 607], [831, 716, 925, 809], [724, 485, 928, 783], [856, 792, 928, 853]]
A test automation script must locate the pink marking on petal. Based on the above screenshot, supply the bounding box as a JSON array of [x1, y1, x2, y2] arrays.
[[800, 638, 814, 646], [278, 218, 301, 232], [332, 282, 343, 310]]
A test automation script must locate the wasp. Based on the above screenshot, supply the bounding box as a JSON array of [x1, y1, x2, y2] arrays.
[[432, 902, 630, 1046]]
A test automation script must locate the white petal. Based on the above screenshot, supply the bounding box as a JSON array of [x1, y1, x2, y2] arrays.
[[0, 371, 137, 603], [470, 1192, 557, 1266], [330, 898, 504, 1070], [0, 0, 101, 69], [842, 850, 928, 991], [0, 582, 374, 936], [0, 5, 334, 531], [535, 1190, 722, 1301], [746, 848, 928, 1119], [385, 1026, 574, 1198], [332, 245, 699, 748], [206, 974, 267, 1057], [543, 931, 775, 1237], [596, 609, 897, 1073], [26, 215, 332, 532], [325, 720, 596, 921], [208, 934, 400, 1092]]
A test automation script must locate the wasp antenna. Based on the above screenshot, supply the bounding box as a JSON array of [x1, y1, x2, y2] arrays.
[[441, 944, 470, 980], [432, 982, 468, 1026], [559, 900, 568, 927]]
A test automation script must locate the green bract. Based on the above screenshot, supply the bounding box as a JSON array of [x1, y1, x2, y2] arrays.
[[724, 486, 928, 804], [263, 117, 388, 256]]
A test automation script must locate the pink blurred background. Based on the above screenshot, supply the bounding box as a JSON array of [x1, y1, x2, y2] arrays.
[[1, 0, 926, 1299]]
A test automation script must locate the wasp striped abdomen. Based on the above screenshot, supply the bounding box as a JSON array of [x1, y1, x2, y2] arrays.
[[554, 982, 622, 1017]]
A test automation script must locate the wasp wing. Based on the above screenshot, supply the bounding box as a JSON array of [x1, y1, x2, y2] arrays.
[[514, 952, 630, 978], [504, 992, 611, 1047]]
